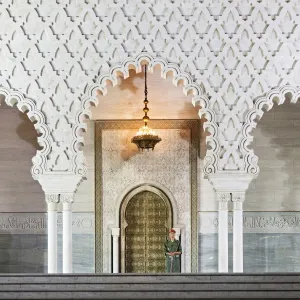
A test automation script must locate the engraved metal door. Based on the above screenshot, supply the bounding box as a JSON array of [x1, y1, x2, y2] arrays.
[[123, 191, 171, 273]]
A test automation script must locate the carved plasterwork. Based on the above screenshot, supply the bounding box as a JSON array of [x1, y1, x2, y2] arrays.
[[95, 120, 198, 273], [0, 212, 94, 235], [0, 86, 51, 179], [232, 192, 245, 210], [75, 53, 217, 178], [199, 212, 300, 234], [45, 194, 59, 204], [60, 193, 75, 204], [38, 174, 83, 195], [232, 192, 246, 203], [216, 192, 231, 211], [216, 192, 231, 203], [1, 1, 300, 178], [241, 85, 300, 176]]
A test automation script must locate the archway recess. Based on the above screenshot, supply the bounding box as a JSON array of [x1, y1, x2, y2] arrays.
[[0, 86, 51, 179], [72, 53, 220, 178], [120, 185, 173, 273], [241, 85, 300, 176]]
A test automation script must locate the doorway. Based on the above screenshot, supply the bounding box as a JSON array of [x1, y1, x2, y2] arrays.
[[121, 189, 172, 273]]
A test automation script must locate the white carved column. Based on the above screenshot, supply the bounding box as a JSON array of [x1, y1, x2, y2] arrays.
[[208, 173, 254, 273], [111, 228, 120, 273], [37, 174, 83, 274], [46, 194, 59, 273], [61, 193, 74, 273], [232, 192, 245, 273], [217, 192, 230, 273]]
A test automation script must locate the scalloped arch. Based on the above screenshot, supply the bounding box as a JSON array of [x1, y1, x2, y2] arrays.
[[0, 86, 51, 179], [241, 84, 300, 175], [72, 53, 220, 177]]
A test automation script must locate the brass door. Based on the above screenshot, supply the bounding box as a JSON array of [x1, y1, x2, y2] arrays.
[[123, 191, 171, 273]]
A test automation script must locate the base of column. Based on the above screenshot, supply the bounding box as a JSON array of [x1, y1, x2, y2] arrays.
[[233, 209, 243, 273], [62, 203, 73, 273], [218, 209, 228, 273], [47, 199, 58, 274]]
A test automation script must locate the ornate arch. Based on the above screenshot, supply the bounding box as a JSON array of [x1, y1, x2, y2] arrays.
[[72, 53, 220, 178], [241, 85, 300, 176], [114, 180, 180, 228], [0, 86, 51, 179]]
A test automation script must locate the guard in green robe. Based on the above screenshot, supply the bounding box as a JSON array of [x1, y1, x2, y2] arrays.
[[164, 228, 182, 273]]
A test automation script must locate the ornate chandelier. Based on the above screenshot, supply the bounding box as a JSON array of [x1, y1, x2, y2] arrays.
[[131, 64, 162, 151]]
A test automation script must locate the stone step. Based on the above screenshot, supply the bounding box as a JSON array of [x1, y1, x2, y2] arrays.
[[2, 273, 300, 282], [0, 274, 300, 299]]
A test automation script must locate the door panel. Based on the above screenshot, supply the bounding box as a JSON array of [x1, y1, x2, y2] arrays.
[[124, 191, 171, 273]]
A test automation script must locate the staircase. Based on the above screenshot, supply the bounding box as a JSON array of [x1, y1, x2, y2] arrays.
[[1, 273, 300, 299]]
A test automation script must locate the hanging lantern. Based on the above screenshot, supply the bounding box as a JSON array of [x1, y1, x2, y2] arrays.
[[131, 64, 162, 151]]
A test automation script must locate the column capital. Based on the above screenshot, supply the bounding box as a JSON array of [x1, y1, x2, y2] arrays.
[[111, 228, 120, 237], [45, 193, 59, 211], [61, 193, 74, 211], [60, 193, 75, 204], [216, 192, 231, 202], [45, 193, 59, 204], [232, 192, 245, 202], [232, 192, 245, 210], [216, 192, 230, 210]]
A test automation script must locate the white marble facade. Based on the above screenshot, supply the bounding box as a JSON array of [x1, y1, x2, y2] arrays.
[[0, 0, 300, 182], [0, 0, 300, 274]]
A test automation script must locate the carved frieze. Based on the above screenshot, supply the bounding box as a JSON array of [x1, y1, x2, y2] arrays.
[[0, 213, 94, 234], [199, 212, 300, 234]]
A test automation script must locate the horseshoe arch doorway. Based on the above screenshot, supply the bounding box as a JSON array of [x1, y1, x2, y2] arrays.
[[120, 186, 173, 273]]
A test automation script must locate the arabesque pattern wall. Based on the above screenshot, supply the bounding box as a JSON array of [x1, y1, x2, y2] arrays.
[[0, 0, 300, 180], [1, 0, 300, 275]]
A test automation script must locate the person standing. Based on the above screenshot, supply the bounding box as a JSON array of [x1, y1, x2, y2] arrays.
[[164, 228, 182, 273]]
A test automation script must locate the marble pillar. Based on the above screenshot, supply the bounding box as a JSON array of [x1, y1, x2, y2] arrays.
[[46, 194, 59, 274], [217, 192, 230, 273], [61, 193, 74, 273], [232, 192, 245, 273], [111, 228, 120, 273]]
